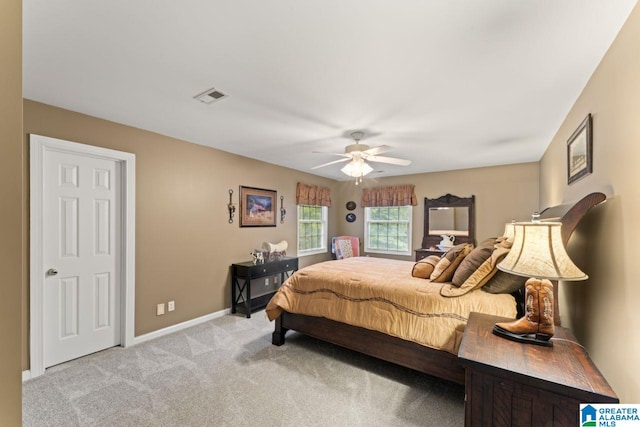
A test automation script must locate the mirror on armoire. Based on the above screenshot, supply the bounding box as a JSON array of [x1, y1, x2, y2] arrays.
[[421, 194, 475, 249]]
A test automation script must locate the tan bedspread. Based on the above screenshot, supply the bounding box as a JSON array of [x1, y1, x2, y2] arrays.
[[266, 257, 516, 354]]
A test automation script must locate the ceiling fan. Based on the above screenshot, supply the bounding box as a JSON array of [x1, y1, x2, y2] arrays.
[[312, 131, 411, 184]]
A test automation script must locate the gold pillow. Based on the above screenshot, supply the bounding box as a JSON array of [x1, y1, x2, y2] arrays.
[[451, 238, 498, 287], [430, 244, 474, 283], [411, 255, 441, 279], [441, 242, 510, 297]]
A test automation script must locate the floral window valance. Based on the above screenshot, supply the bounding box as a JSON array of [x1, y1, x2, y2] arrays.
[[361, 185, 417, 207], [296, 182, 332, 207]]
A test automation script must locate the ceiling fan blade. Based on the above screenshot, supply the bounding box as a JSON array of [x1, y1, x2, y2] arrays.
[[311, 158, 352, 169], [363, 145, 392, 156], [366, 155, 412, 166], [312, 151, 351, 158]]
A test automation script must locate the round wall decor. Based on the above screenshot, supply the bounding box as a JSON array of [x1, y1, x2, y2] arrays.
[[346, 213, 356, 223], [346, 201, 356, 211]]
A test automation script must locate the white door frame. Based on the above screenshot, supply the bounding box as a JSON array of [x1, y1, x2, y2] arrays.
[[29, 134, 136, 378]]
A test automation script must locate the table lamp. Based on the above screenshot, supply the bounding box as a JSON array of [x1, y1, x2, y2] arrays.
[[493, 221, 588, 346]]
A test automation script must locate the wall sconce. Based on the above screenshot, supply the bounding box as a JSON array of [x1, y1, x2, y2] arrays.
[[228, 189, 236, 223], [280, 196, 286, 224]]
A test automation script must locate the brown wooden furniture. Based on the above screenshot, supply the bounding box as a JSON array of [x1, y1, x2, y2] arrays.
[[459, 312, 618, 426], [272, 193, 605, 385], [414, 247, 447, 261], [422, 193, 476, 249]]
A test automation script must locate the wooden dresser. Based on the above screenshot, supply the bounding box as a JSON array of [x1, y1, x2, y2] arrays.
[[414, 248, 446, 261], [458, 312, 618, 426]]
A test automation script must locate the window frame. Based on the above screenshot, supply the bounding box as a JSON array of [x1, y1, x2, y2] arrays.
[[364, 205, 412, 256], [297, 205, 328, 257]]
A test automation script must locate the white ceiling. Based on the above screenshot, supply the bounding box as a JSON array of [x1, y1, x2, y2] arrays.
[[23, 1, 637, 181]]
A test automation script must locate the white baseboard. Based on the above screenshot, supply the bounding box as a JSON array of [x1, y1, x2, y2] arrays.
[[132, 307, 231, 346], [22, 307, 231, 382]]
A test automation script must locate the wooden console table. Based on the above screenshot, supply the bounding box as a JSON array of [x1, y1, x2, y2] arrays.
[[231, 257, 298, 318], [458, 312, 618, 426]]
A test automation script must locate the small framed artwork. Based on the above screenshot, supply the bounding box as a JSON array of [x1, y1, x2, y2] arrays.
[[567, 114, 593, 185], [239, 186, 277, 227]]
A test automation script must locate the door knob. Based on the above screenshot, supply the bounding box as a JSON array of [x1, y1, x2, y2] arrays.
[[46, 268, 58, 276]]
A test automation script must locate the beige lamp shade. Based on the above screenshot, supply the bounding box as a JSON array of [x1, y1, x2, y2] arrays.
[[503, 221, 516, 243], [497, 221, 588, 281]]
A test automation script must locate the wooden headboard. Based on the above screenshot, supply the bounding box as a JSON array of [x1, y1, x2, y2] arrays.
[[539, 192, 606, 325]]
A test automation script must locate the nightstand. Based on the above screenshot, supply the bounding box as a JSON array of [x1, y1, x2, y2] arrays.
[[231, 257, 298, 318], [414, 248, 446, 261], [458, 312, 618, 427]]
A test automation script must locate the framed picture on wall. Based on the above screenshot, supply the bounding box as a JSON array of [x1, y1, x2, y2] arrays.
[[567, 113, 593, 185], [239, 186, 277, 227]]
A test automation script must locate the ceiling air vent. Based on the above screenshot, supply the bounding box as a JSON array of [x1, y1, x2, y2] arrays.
[[194, 88, 228, 104]]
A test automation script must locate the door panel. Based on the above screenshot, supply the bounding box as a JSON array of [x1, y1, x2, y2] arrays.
[[43, 150, 120, 367]]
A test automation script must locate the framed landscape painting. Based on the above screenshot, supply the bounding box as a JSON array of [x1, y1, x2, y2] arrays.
[[239, 186, 277, 227], [567, 114, 593, 185]]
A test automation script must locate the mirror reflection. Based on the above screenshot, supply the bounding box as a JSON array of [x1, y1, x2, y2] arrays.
[[422, 193, 475, 249], [428, 207, 469, 236]]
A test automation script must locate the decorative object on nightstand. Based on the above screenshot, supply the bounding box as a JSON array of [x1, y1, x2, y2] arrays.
[[493, 220, 588, 346], [438, 234, 455, 250], [262, 240, 288, 261], [250, 249, 264, 265], [227, 189, 236, 223]]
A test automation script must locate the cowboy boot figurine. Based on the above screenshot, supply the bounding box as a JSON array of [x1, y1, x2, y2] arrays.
[[493, 278, 554, 346]]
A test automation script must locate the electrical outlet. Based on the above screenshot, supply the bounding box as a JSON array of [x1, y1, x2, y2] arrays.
[[168, 300, 175, 312], [156, 303, 165, 316], [265, 278, 269, 286]]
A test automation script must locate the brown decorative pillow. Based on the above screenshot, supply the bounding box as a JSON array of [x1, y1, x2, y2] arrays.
[[482, 270, 528, 294], [441, 244, 510, 297], [451, 238, 498, 287], [411, 255, 441, 279], [430, 244, 473, 283]]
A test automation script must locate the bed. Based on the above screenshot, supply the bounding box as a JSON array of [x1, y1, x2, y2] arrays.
[[266, 192, 606, 385]]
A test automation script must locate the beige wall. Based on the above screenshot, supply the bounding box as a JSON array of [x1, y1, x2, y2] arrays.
[[22, 100, 338, 369], [0, 0, 23, 424], [539, 3, 640, 403], [336, 163, 540, 261]]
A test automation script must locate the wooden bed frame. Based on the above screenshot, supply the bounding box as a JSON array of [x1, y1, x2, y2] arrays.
[[271, 192, 606, 385]]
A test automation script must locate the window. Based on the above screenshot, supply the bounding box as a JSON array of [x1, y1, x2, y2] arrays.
[[297, 205, 328, 256], [365, 206, 412, 255]]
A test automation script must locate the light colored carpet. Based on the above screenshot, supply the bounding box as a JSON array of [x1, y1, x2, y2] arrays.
[[23, 311, 464, 426]]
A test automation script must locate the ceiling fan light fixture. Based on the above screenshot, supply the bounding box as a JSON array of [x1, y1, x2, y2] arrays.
[[341, 159, 373, 178]]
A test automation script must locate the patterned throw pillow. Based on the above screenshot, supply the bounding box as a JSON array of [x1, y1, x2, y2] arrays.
[[337, 239, 354, 259]]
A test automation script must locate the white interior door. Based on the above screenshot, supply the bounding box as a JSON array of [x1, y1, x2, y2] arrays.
[[30, 134, 136, 378], [42, 149, 121, 367]]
